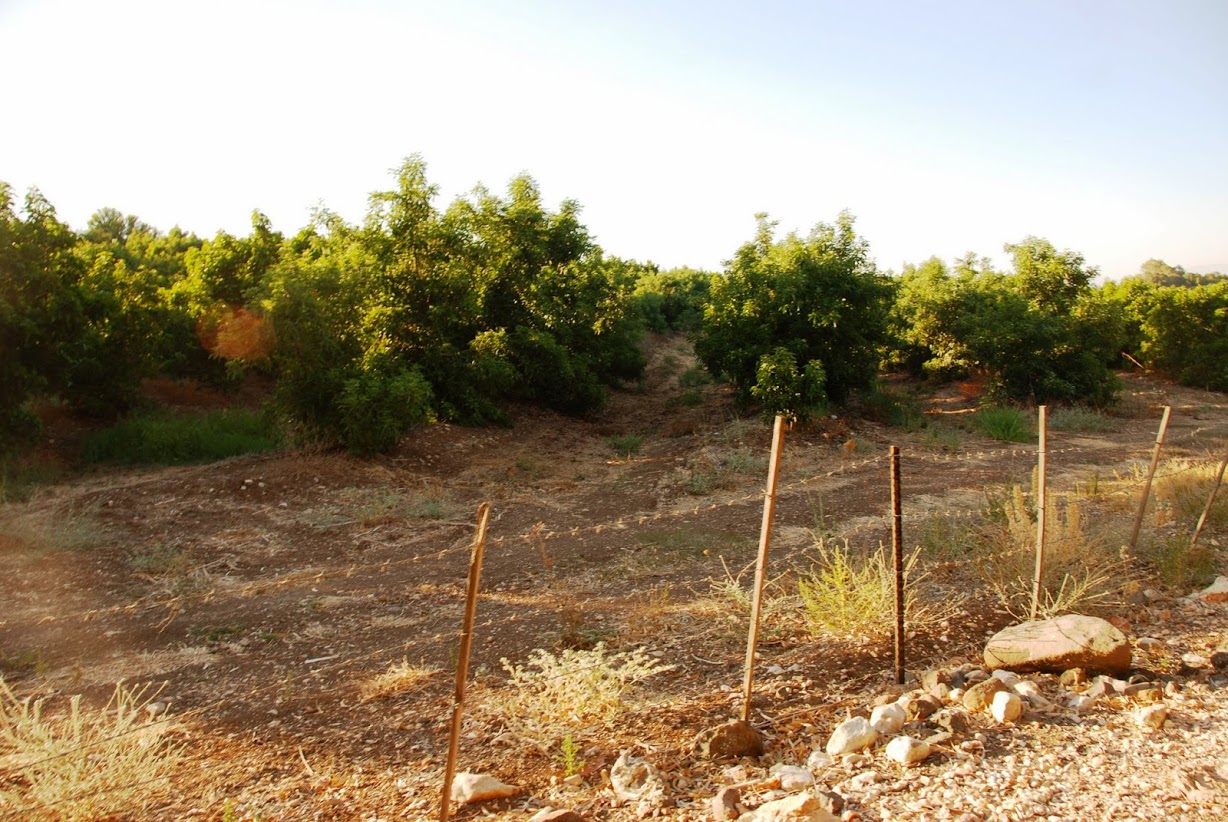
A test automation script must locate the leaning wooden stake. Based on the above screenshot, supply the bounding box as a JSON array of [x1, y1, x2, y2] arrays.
[[889, 446, 905, 685], [1030, 406, 1048, 620], [741, 415, 786, 722], [1129, 406, 1172, 552], [1191, 450, 1228, 548], [440, 502, 492, 822]]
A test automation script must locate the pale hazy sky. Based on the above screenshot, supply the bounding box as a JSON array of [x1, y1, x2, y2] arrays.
[[2, 0, 1226, 278]]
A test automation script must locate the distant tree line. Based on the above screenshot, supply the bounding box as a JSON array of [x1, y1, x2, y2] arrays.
[[3, 157, 1226, 453]]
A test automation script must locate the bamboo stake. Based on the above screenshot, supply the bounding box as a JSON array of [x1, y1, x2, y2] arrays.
[[1030, 406, 1048, 620], [890, 446, 905, 685], [1191, 451, 1228, 548], [741, 415, 786, 722], [440, 502, 492, 822], [1128, 406, 1172, 552]]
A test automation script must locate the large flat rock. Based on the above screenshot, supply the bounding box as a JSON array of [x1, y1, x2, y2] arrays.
[[984, 614, 1131, 675]]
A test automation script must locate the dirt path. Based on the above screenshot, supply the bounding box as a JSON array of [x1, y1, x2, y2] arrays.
[[1, 337, 1226, 820]]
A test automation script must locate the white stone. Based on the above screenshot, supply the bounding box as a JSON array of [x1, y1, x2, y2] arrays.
[[735, 790, 839, 821], [991, 669, 1021, 686], [771, 764, 815, 792], [992, 691, 1023, 723], [1136, 704, 1169, 731], [870, 702, 906, 735], [948, 687, 965, 704], [1013, 680, 1050, 706], [805, 750, 833, 771], [451, 772, 518, 805], [885, 736, 932, 766], [610, 751, 667, 809], [825, 717, 877, 756]]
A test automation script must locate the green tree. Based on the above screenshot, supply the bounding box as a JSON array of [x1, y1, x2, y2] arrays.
[[695, 212, 891, 418]]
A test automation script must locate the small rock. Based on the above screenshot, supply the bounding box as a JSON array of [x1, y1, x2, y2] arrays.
[[610, 752, 668, 809], [825, 717, 877, 756], [963, 669, 990, 685], [847, 771, 880, 791], [805, 750, 833, 771], [928, 682, 951, 701], [814, 790, 844, 817], [1106, 614, 1132, 633], [934, 709, 969, 734], [1181, 653, 1209, 668], [885, 736, 931, 766], [1198, 576, 1228, 603], [991, 691, 1023, 723], [1012, 680, 1047, 705], [841, 753, 872, 769], [990, 669, 1020, 686], [772, 764, 815, 792], [869, 703, 905, 735], [1136, 704, 1169, 731], [1067, 694, 1095, 714], [529, 810, 583, 822], [1059, 668, 1088, 688], [451, 772, 518, 805], [735, 790, 839, 821], [704, 720, 766, 759], [1136, 637, 1163, 651], [962, 678, 1008, 714], [907, 694, 942, 721], [922, 669, 951, 690], [1211, 639, 1228, 669], [712, 786, 741, 821], [947, 687, 965, 704]]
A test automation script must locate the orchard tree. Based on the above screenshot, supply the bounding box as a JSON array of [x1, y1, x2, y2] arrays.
[[695, 212, 891, 418]]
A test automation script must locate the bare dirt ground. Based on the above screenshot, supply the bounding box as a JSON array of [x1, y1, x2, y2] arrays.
[[1, 334, 1226, 820]]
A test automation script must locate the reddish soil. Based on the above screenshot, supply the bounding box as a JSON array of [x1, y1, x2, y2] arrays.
[[1, 335, 1225, 820]]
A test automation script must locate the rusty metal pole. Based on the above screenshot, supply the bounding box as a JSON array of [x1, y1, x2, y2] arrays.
[[890, 446, 905, 684], [1191, 450, 1228, 549], [1129, 406, 1172, 553], [741, 415, 786, 722], [1031, 406, 1048, 620], [440, 502, 491, 822]]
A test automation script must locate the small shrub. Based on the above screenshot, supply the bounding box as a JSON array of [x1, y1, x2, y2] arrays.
[[606, 434, 643, 459], [81, 408, 281, 465], [975, 406, 1034, 443], [680, 389, 704, 407], [491, 643, 674, 746], [359, 658, 439, 702], [336, 364, 433, 455], [0, 679, 184, 821], [1142, 535, 1217, 589], [1154, 459, 1228, 525], [558, 734, 586, 777], [796, 540, 944, 639]]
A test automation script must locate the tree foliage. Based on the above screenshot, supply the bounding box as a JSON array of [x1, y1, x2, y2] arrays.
[[695, 212, 891, 418]]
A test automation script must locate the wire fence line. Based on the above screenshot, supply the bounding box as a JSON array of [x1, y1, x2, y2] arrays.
[[7, 428, 1224, 634]]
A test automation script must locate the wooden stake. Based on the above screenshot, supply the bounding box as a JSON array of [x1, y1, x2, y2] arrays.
[[890, 446, 905, 685], [1030, 406, 1048, 620], [1191, 451, 1228, 548], [1129, 406, 1172, 553], [440, 502, 491, 822], [741, 415, 786, 722]]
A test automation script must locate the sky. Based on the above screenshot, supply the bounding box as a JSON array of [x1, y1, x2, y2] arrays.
[[2, 0, 1226, 278]]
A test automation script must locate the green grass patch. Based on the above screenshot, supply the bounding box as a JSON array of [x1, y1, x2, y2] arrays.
[[606, 434, 644, 459], [1048, 407, 1119, 433], [0, 457, 65, 503], [678, 367, 710, 388], [975, 406, 1034, 443], [82, 409, 281, 466]]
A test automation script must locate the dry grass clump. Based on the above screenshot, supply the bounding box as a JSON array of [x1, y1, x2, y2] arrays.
[[0, 679, 183, 821], [1153, 458, 1228, 527], [0, 505, 110, 557], [358, 658, 440, 702], [979, 487, 1129, 620], [489, 644, 675, 747]]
